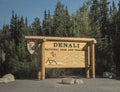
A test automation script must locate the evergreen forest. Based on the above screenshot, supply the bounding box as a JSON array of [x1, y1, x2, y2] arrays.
[[0, 0, 120, 78]]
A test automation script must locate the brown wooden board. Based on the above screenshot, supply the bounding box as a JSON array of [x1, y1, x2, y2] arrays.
[[44, 41, 87, 68]]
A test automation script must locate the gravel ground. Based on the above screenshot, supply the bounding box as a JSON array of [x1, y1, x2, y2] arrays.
[[0, 78, 120, 92]]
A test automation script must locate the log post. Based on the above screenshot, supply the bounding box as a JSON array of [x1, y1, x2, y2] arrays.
[[91, 43, 95, 78], [37, 43, 41, 80], [41, 39, 45, 80], [86, 46, 90, 78]]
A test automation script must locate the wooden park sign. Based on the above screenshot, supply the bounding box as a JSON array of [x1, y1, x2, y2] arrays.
[[25, 36, 96, 80]]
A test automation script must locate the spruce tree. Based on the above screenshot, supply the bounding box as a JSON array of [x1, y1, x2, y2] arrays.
[[112, 0, 120, 76], [100, 0, 110, 37], [42, 10, 53, 36], [32, 17, 42, 35], [25, 17, 28, 27], [63, 6, 71, 37], [71, 4, 91, 37], [99, 0, 115, 72], [52, 1, 71, 37]]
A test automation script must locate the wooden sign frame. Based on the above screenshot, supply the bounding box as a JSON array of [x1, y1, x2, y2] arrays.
[[25, 36, 96, 80]]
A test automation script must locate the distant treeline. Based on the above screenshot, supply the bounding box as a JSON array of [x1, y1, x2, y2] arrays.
[[0, 0, 120, 78]]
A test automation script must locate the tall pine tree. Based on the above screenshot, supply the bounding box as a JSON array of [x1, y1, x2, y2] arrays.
[[32, 17, 42, 35], [71, 4, 91, 37], [52, 1, 71, 37], [113, 0, 120, 76], [42, 10, 53, 36]]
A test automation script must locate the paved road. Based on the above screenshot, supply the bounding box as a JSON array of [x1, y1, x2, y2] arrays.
[[0, 78, 120, 92]]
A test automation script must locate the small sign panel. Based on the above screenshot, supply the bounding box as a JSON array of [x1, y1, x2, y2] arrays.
[[27, 41, 36, 54]]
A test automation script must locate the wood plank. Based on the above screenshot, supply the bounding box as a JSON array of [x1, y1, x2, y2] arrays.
[[44, 41, 86, 68], [45, 66, 85, 68], [25, 36, 96, 43]]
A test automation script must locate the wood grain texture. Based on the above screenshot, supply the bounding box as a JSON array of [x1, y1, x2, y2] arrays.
[[44, 41, 87, 68], [25, 36, 96, 43], [41, 41, 45, 80], [91, 44, 95, 78]]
